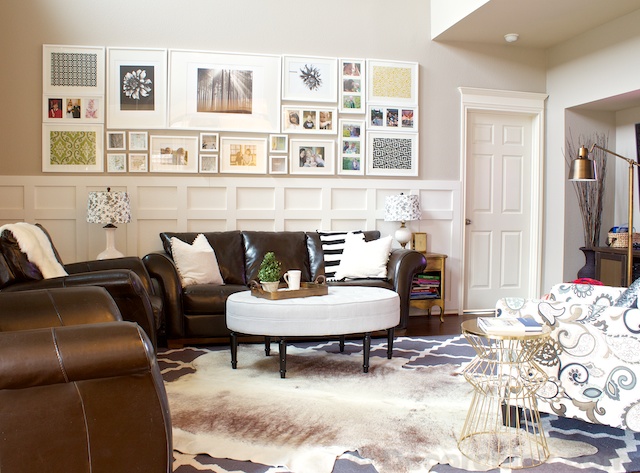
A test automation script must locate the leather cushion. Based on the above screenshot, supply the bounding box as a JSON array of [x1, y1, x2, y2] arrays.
[[182, 284, 246, 314], [242, 231, 311, 283]]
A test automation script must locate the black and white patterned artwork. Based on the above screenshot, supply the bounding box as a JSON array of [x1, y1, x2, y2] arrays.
[[50, 52, 98, 87], [371, 137, 412, 169]]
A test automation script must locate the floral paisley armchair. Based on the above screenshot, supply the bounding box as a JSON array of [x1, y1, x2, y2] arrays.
[[496, 282, 640, 431]]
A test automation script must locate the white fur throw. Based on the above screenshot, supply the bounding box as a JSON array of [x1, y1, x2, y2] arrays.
[[0, 223, 68, 278]]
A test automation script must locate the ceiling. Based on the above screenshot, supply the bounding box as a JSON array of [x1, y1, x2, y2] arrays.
[[432, 0, 640, 49]]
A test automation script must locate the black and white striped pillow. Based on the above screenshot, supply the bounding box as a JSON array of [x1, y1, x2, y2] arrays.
[[317, 230, 363, 281]]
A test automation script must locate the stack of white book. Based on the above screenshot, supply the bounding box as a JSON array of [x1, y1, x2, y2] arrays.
[[477, 316, 544, 334]]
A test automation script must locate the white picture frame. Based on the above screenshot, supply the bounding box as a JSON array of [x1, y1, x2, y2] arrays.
[[107, 153, 127, 172], [43, 45, 105, 95], [129, 131, 148, 150], [107, 131, 126, 150], [149, 135, 199, 173], [219, 137, 268, 174], [367, 60, 418, 106], [338, 119, 365, 176], [368, 105, 418, 131], [281, 106, 337, 134], [199, 154, 218, 173], [128, 153, 148, 172], [169, 50, 281, 132], [289, 139, 335, 175], [269, 155, 288, 174], [107, 48, 168, 129], [42, 123, 104, 173], [366, 131, 418, 176], [269, 134, 288, 153], [339, 58, 365, 114], [200, 132, 219, 152], [282, 56, 338, 103], [43, 96, 103, 123]]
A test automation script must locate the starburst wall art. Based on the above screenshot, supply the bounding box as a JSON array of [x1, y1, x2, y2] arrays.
[[283, 56, 337, 103]]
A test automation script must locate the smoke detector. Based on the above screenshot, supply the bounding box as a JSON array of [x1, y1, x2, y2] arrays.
[[504, 33, 519, 43]]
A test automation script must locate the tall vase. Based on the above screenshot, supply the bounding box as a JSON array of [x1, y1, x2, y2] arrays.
[[577, 247, 596, 280]]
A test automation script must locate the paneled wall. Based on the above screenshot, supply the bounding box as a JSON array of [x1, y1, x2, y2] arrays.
[[0, 176, 461, 312]]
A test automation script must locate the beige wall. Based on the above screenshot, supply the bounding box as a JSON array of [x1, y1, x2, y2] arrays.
[[0, 0, 547, 178]]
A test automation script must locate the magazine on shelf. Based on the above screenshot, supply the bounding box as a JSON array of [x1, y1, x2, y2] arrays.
[[477, 316, 543, 334]]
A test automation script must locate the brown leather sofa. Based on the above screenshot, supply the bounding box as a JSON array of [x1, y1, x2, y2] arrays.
[[0, 287, 172, 473], [0, 224, 162, 349], [143, 230, 427, 347]]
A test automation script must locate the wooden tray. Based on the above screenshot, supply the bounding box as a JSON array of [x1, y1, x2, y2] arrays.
[[250, 281, 328, 300]]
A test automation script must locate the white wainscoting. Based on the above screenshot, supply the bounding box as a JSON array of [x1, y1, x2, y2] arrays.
[[0, 176, 462, 313]]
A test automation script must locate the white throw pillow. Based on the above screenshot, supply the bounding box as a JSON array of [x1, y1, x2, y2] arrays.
[[318, 230, 364, 281], [171, 234, 224, 287], [334, 233, 392, 280]]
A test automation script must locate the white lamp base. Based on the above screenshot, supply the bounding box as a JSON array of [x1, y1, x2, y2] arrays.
[[394, 222, 412, 249], [97, 225, 124, 260]]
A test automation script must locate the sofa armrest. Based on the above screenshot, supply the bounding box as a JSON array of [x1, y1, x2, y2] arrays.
[[65, 256, 156, 296], [547, 282, 626, 305], [0, 287, 121, 331], [387, 249, 427, 329], [142, 252, 185, 339], [1, 269, 157, 349]]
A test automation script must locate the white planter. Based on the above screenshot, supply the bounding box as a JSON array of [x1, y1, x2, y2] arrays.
[[261, 281, 279, 292]]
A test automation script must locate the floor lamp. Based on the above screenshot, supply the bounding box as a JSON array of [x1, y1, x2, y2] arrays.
[[569, 144, 640, 285], [87, 188, 131, 260]]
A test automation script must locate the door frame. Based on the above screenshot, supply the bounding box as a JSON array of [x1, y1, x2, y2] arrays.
[[458, 87, 548, 313]]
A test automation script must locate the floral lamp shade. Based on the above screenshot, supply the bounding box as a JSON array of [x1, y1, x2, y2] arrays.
[[384, 194, 421, 223], [87, 189, 131, 226]]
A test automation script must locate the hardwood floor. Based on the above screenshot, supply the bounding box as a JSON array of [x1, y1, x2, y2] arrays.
[[400, 310, 480, 337]]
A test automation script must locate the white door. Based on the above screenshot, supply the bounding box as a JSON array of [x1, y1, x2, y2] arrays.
[[464, 111, 533, 312]]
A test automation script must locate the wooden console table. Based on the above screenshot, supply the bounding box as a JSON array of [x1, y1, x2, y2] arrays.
[[593, 246, 640, 286], [410, 253, 447, 322]]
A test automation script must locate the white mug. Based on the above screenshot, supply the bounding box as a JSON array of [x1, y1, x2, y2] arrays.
[[284, 270, 301, 290]]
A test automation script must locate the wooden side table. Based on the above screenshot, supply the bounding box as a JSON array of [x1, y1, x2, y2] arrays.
[[409, 253, 447, 322], [458, 319, 551, 469]]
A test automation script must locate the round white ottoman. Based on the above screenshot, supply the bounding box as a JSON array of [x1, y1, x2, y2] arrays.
[[226, 286, 400, 377]]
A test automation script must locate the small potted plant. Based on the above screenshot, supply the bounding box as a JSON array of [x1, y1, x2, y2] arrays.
[[258, 251, 281, 292]]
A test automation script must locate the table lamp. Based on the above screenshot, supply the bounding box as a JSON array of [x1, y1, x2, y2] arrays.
[[384, 193, 421, 248], [569, 144, 640, 285], [87, 188, 131, 259]]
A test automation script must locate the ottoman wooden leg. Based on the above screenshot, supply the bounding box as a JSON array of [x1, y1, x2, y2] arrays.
[[230, 332, 238, 369], [387, 327, 395, 359], [279, 337, 287, 378], [363, 332, 371, 373], [339, 335, 345, 352], [264, 336, 271, 356]]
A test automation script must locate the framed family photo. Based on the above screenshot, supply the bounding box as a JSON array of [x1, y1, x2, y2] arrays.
[[289, 139, 335, 175], [367, 60, 418, 106], [200, 132, 219, 152], [43, 45, 105, 95], [282, 56, 338, 103], [368, 105, 418, 131], [107, 48, 168, 128], [220, 137, 268, 174], [282, 106, 337, 134], [169, 50, 281, 132], [338, 119, 365, 176], [366, 131, 418, 176], [339, 58, 365, 114], [149, 135, 199, 173], [43, 96, 103, 123], [42, 124, 104, 172]]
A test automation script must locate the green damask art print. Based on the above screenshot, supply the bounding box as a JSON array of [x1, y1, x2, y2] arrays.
[[49, 130, 97, 165]]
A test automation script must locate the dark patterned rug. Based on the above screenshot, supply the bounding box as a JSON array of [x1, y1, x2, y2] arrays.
[[158, 334, 640, 472]]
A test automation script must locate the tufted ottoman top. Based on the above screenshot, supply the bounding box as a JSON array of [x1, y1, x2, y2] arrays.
[[226, 286, 399, 337]]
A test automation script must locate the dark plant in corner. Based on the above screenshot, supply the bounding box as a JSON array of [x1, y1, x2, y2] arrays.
[[565, 131, 609, 248], [258, 252, 282, 283]]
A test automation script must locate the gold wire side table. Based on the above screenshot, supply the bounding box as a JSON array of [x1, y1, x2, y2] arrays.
[[458, 319, 552, 469]]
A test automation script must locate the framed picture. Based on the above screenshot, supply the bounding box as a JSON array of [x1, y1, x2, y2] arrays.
[[107, 153, 126, 172], [289, 139, 335, 175], [367, 105, 418, 131], [411, 232, 427, 253], [42, 124, 104, 172], [366, 132, 418, 176], [199, 154, 218, 173], [282, 56, 338, 103], [339, 59, 365, 114], [269, 155, 287, 174], [128, 153, 148, 172], [149, 135, 199, 173], [270, 134, 288, 153], [43, 45, 105, 95], [282, 106, 337, 134], [367, 60, 418, 106], [169, 50, 281, 132], [107, 131, 126, 150], [107, 48, 167, 128], [338, 119, 365, 176], [200, 132, 219, 152], [129, 131, 148, 150], [220, 137, 268, 174], [43, 96, 103, 122]]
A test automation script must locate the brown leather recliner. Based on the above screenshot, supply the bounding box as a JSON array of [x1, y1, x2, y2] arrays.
[[0, 287, 173, 473], [0, 223, 163, 349]]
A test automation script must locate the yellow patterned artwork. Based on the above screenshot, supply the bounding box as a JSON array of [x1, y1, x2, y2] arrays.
[[372, 66, 413, 99]]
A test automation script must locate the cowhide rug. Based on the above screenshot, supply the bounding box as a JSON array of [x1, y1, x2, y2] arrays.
[[161, 337, 596, 473]]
